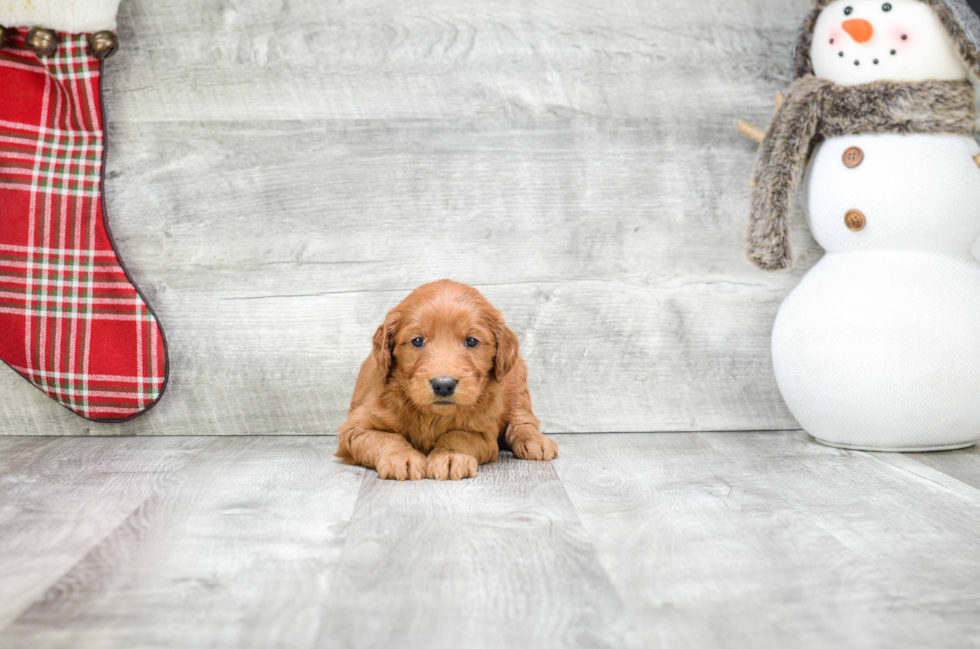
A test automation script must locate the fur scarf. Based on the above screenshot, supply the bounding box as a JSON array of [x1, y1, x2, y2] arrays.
[[747, 75, 977, 270]]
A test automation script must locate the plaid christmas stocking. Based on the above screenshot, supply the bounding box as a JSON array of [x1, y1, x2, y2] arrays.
[[0, 2, 168, 421]]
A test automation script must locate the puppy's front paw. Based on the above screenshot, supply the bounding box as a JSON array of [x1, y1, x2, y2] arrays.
[[376, 451, 427, 481], [511, 433, 559, 461], [426, 452, 478, 481]]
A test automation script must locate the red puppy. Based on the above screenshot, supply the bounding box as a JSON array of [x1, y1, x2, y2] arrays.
[[336, 280, 558, 480]]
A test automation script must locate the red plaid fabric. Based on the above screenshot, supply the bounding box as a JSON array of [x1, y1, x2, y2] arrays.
[[0, 30, 167, 421]]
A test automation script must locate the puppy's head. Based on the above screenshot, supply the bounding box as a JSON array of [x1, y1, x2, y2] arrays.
[[372, 280, 518, 413]]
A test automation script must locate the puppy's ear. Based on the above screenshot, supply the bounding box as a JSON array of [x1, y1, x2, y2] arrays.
[[493, 316, 520, 382], [372, 310, 401, 380]]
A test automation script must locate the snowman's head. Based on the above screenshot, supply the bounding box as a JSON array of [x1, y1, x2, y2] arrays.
[[809, 0, 969, 84]]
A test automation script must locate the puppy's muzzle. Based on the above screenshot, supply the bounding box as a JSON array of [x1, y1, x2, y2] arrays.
[[430, 377, 458, 398]]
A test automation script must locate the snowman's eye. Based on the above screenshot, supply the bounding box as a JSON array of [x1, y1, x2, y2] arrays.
[[882, 2, 892, 10], [844, 6, 853, 14]]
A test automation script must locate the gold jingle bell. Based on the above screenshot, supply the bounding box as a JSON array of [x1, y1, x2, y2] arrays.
[[26, 27, 58, 57], [0, 25, 8, 50], [88, 30, 119, 60]]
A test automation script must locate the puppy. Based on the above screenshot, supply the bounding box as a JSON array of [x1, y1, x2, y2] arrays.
[[336, 279, 558, 480]]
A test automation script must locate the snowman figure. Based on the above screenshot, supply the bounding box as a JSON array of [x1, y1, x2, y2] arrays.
[[742, 0, 980, 450]]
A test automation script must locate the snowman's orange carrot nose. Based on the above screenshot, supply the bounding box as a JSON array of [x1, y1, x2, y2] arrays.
[[842, 19, 874, 43]]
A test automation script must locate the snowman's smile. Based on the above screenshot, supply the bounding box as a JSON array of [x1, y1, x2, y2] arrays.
[[832, 37, 900, 68], [810, 0, 967, 86]]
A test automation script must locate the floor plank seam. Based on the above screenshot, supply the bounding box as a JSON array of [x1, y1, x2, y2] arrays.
[[6, 434, 980, 646], [2, 495, 153, 634], [309, 462, 370, 646], [547, 456, 644, 641], [0, 438, 223, 635], [692, 431, 873, 552], [867, 453, 980, 502]]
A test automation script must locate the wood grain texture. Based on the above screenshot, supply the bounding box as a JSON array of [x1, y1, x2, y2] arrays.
[[318, 454, 639, 649], [4, 434, 980, 647], [0, 436, 210, 630], [0, 436, 364, 648], [907, 444, 980, 492], [0, 0, 823, 435], [0, 0, 846, 434], [555, 432, 980, 649]]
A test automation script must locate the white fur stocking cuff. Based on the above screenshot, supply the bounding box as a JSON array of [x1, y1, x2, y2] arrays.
[[0, 0, 122, 33]]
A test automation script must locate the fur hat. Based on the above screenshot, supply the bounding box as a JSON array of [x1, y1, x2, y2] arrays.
[[793, 0, 980, 80]]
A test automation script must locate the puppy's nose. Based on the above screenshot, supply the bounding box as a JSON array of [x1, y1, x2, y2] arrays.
[[431, 377, 458, 398], [842, 18, 873, 43]]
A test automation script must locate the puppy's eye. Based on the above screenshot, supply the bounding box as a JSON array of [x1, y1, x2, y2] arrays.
[[464, 337, 479, 348], [882, 2, 891, 10], [844, 6, 853, 14], [411, 337, 425, 348]]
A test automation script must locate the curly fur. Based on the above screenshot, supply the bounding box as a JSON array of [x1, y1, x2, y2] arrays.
[[747, 77, 976, 270], [335, 280, 558, 481]]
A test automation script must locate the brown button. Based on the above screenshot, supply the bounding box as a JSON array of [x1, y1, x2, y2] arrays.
[[842, 146, 864, 168], [845, 209, 866, 231]]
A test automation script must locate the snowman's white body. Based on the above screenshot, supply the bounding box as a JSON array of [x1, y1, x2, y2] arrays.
[[772, 133, 980, 450], [767, 0, 980, 450]]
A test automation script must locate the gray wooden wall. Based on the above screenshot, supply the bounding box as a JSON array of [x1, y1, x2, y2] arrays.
[[0, 0, 827, 435]]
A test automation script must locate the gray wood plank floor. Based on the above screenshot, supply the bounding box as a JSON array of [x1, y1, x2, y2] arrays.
[[2, 433, 980, 648]]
